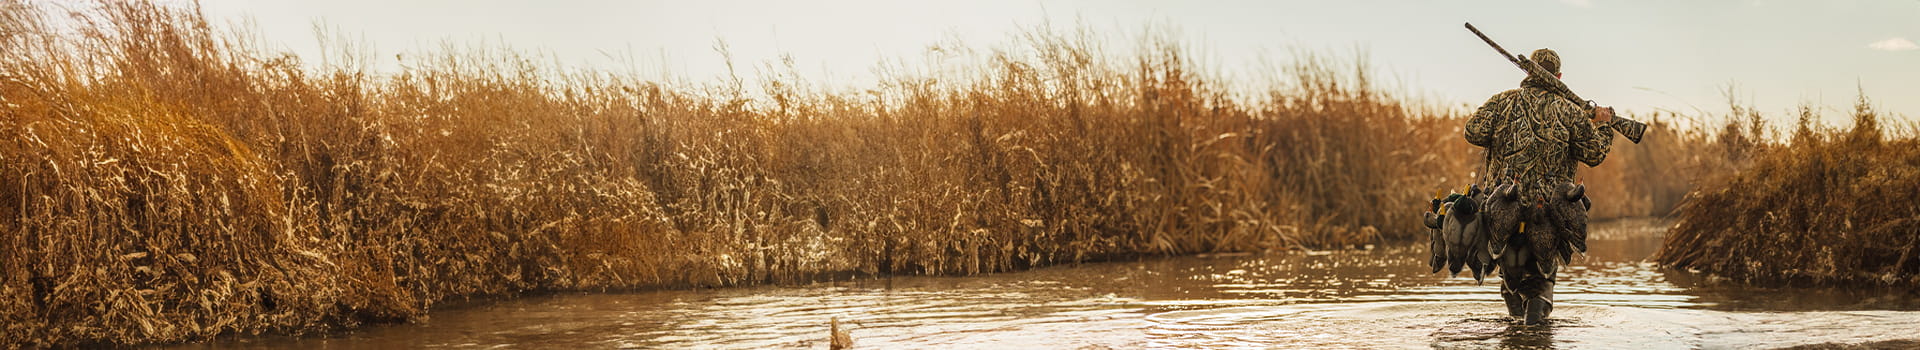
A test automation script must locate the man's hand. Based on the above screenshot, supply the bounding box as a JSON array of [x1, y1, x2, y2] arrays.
[[1592, 106, 1614, 124]]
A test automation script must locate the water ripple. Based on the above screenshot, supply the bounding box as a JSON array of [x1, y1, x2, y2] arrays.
[[175, 219, 1920, 349]]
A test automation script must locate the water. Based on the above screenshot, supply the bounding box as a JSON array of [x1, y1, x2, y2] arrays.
[[180, 219, 1920, 349]]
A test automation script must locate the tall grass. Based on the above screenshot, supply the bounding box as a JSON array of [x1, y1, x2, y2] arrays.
[[1658, 98, 1920, 286], [0, 2, 1706, 346]]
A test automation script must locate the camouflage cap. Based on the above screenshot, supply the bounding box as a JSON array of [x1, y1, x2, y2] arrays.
[[1530, 48, 1561, 75]]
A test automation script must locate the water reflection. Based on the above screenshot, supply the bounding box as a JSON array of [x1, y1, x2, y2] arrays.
[[174, 219, 1920, 349]]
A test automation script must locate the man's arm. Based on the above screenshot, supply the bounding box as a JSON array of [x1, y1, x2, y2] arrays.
[[1563, 102, 1614, 166], [1465, 90, 1517, 147]]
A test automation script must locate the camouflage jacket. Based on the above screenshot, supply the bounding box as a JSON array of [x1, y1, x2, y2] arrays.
[[1465, 78, 1614, 203]]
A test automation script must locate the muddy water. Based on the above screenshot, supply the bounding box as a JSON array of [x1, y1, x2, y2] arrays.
[[182, 219, 1920, 349]]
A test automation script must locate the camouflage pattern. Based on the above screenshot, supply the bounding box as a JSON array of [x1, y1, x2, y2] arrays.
[[1529, 48, 1560, 75], [1455, 48, 1614, 324], [1463, 62, 1613, 203]]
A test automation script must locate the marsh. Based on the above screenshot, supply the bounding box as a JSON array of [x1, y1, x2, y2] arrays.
[[175, 219, 1920, 349]]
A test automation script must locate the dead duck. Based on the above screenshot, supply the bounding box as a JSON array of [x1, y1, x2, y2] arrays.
[[1426, 182, 1590, 324], [1425, 184, 1494, 283]]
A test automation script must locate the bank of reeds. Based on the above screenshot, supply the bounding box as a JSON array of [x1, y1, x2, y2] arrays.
[[1659, 98, 1920, 286], [0, 2, 1703, 346]]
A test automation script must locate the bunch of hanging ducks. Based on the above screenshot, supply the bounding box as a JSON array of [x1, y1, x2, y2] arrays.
[[1423, 182, 1591, 283]]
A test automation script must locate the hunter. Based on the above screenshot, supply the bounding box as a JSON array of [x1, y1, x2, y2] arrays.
[[1462, 48, 1616, 323]]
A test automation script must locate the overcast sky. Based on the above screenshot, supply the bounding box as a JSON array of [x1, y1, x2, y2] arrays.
[[194, 0, 1918, 127]]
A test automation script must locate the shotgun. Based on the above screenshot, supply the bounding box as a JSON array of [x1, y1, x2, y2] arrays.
[[1465, 22, 1647, 143]]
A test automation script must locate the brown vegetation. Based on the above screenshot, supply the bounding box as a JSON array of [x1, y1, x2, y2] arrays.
[[0, 2, 1704, 346], [1659, 98, 1920, 287]]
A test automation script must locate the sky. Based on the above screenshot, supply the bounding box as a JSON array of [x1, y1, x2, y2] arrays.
[[192, 0, 1918, 128]]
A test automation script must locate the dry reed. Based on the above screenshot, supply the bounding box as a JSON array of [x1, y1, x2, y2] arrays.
[[1658, 97, 1920, 287], [0, 2, 1708, 346]]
